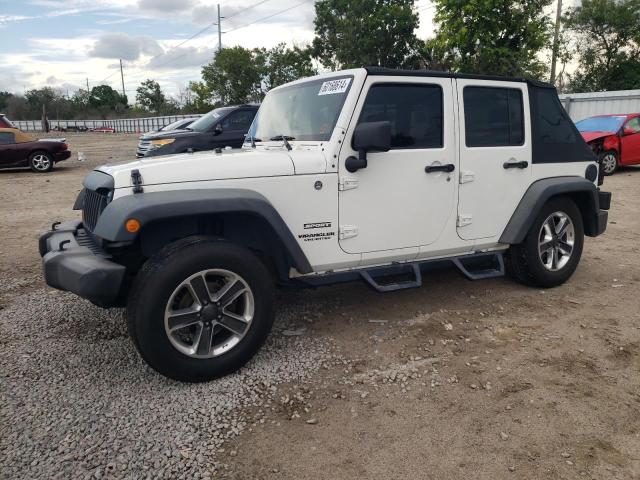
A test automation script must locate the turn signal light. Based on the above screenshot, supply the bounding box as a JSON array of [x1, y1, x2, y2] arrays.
[[125, 218, 141, 233]]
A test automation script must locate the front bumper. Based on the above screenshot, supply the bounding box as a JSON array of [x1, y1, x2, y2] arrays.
[[592, 190, 611, 236], [55, 151, 72, 162], [39, 220, 126, 307]]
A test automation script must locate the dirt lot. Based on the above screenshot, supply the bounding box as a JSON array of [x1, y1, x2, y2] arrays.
[[1, 133, 639, 479]]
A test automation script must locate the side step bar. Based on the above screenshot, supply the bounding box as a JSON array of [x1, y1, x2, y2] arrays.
[[360, 263, 422, 292], [299, 251, 506, 293]]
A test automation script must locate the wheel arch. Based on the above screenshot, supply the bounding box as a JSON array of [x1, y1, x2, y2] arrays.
[[94, 188, 312, 277], [500, 176, 602, 244]]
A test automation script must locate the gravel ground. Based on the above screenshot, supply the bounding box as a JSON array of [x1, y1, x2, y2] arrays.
[[0, 290, 337, 479]]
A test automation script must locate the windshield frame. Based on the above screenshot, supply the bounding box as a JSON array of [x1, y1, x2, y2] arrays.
[[189, 107, 234, 132], [575, 115, 627, 133], [251, 75, 354, 143]]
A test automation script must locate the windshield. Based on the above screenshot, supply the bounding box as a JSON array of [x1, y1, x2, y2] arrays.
[[250, 76, 353, 142], [189, 108, 233, 132], [575, 116, 626, 132], [161, 118, 192, 131]]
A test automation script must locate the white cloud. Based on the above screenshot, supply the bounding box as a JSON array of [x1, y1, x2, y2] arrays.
[[89, 32, 163, 60], [138, 0, 195, 13], [146, 45, 215, 70]]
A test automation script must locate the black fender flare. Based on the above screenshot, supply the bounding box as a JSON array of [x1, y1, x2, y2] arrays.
[[500, 177, 602, 244], [93, 188, 313, 274]]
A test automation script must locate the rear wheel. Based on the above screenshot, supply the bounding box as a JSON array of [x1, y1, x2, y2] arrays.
[[508, 197, 584, 288], [600, 150, 618, 175], [29, 151, 54, 172], [127, 237, 275, 382]]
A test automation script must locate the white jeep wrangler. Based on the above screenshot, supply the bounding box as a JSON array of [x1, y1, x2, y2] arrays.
[[40, 68, 611, 382]]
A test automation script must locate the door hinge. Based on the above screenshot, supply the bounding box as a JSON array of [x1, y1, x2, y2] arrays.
[[339, 225, 358, 239], [131, 169, 144, 194], [457, 214, 473, 227], [338, 177, 359, 191], [459, 171, 475, 184]]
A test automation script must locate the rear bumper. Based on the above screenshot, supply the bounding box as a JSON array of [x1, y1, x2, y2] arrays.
[[39, 220, 125, 307], [55, 150, 72, 162]]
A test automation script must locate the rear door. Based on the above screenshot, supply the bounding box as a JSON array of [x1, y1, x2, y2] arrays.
[[456, 80, 532, 240], [338, 76, 456, 254]]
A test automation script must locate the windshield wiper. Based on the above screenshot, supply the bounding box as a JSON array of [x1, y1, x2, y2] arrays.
[[250, 136, 262, 148], [270, 135, 295, 151]]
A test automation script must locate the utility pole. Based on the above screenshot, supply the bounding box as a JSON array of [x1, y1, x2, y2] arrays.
[[119, 59, 126, 99], [217, 4, 222, 53], [550, 0, 563, 85], [86, 78, 90, 92]]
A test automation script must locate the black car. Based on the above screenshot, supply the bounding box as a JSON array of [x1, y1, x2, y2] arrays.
[[137, 105, 258, 158]]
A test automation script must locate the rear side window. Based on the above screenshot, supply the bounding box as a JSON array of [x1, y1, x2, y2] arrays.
[[0, 132, 15, 144], [534, 88, 576, 144], [222, 110, 255, 132], [464, 87, 524, 147], [358, 83, 443, 149]]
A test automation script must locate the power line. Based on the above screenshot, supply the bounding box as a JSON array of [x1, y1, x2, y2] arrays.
[[223, 0, 312, 34]]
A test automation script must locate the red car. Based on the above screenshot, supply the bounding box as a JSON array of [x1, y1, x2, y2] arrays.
[[576, 114, 640, 175], [0, 128, 71, 172]]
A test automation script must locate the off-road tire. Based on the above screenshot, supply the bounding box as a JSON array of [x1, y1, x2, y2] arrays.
[[600, 150, 618, 176], [508, 197, 584, 288], [29, 151, 54, 172], [127, 236, 275, 382]]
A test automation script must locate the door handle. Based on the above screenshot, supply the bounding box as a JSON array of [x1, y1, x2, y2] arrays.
[[503, 160, 529, 169], [425, 163, 455, 173]]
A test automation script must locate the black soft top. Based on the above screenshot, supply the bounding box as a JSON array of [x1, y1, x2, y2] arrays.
[[364, 67, 554, 89]]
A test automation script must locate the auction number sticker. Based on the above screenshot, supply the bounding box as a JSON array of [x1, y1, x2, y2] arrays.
[[318, 78, 351, 96]]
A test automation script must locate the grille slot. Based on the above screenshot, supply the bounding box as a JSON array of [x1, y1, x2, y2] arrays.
[[81, 188, 109, 232]]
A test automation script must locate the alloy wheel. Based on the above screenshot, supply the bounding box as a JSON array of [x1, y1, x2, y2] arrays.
[[601, 153, 617, 174], [32, 154, 51, 171], [537, 211, 575, 272], [164, 269, 254, 358]]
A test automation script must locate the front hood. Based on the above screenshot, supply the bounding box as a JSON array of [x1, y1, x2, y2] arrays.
[[580, 131, 616, 143], [97, 148, 320, 189], [140, 129, 198, 141]]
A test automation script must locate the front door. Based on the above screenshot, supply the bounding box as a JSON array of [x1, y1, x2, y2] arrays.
[[621, 116, 640, 164], [455, 80, 532, 240], [0, 131, 18, 167], [215, 110, 256, 148], [338, 77, 456, 254]]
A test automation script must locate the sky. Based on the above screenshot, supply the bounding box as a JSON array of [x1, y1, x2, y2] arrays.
[[0, 0, 438, 98]]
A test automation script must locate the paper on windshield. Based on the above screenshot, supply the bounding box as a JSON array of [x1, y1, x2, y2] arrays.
[[318, 78, 351, 96]]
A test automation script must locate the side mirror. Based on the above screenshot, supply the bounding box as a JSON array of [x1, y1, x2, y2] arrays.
[[345, 121, 391, 173], [623, 127, 636, 136], [214, 124, 223, 135]]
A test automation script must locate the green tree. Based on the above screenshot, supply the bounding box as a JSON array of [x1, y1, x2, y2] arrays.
[[136, 79, 166, 113], [257, 43, 317, 90], [199, 47, 263, 105], [431, 0, 552, 78], [89, 85, 128, 110], [312, 0, 420, 70], [0, 91, 13, 111], [564, 0, 640, 92]]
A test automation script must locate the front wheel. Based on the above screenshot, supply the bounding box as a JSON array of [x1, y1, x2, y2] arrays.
[[127, 237, 275, 382], [600, 150, 618, 176], [508, 197, 584, 288]]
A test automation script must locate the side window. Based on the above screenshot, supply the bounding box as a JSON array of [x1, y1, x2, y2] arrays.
[[0, 132, 15, 145], [625, 117, 640, 133], [357, 83, 443, 149], [464, 87, 524, 147], [533, 87, 576, 144], [222, 111, 255, 131]]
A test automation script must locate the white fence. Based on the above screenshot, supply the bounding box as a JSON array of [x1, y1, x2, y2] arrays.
[[13, 114, 202, 133], [559, 89, 640, 122]]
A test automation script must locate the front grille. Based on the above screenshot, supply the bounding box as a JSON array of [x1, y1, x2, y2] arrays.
[[76, 228, 111, 258], [81, 188, 109, 231]]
